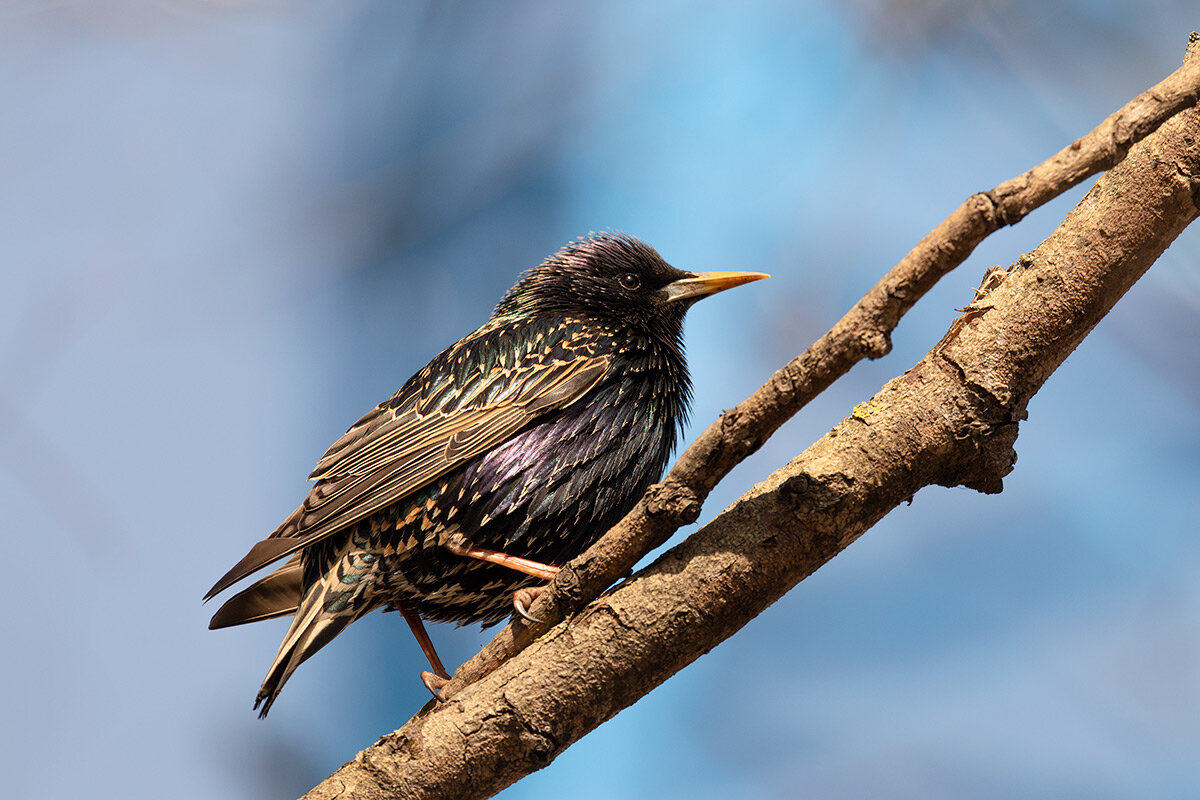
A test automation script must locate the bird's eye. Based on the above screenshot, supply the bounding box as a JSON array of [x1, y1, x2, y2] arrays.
[[618, 273, 642, 291]]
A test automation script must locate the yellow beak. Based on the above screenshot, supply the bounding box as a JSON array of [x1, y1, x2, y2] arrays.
[[661, 270, 771, 304]]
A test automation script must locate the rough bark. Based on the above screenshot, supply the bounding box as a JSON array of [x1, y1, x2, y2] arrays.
[[434, 29, 1200, 706], [301, 35, 1200, 800]]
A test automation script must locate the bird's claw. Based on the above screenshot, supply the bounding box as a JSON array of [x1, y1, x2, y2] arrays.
[[512, 586, 545, 623], [421, 670, 450, 701]]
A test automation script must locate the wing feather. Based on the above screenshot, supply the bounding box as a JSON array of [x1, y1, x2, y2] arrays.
[[206, 339, 611, 600]]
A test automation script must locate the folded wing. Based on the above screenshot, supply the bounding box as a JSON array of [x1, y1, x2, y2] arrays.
[[205, 345, 610, 601]]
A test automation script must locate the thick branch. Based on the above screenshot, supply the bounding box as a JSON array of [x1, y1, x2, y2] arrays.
[[436, 33, 1200, 702], [303, 36, 1200, 800]]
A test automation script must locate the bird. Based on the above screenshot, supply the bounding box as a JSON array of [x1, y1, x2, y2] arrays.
[[205, 232, 767, 716]]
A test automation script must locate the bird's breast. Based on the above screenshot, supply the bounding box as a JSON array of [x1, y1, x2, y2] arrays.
[[441, 366, 683, 561]]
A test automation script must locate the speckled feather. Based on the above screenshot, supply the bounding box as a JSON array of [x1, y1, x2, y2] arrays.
[[302, 314, 687, 623], [206, 233, 750, 716]]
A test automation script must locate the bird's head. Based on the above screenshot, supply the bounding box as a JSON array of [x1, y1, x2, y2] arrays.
[[492, 232, 768, 338]]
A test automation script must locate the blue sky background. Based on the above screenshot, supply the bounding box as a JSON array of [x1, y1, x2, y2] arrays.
[[2, 2, 1198, 798]]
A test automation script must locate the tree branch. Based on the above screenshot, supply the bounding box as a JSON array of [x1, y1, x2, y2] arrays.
[[436, 29, 1200, 705], [302, 35, 1200, 800]]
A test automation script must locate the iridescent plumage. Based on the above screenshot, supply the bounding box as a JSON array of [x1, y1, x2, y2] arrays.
[[206, 233, 766, 715]]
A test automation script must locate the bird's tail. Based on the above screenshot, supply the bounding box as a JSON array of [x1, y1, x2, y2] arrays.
[[254, 571, 367, 717], [209, 557, 303, 629]]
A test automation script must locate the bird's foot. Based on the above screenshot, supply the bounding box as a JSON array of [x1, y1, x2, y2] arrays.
[[421, 670, 450, 701], [512, 585, 547, 623]]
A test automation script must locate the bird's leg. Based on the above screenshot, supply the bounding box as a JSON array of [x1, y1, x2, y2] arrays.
[[442, 534, 560, 624], [442, 535, 560, 581], [393, 600, 451, 699]]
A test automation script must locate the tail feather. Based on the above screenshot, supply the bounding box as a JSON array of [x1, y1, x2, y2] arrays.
[[204, 528, 302, 601], [253, 574, 368, 717], [209, 558, 303, 629]]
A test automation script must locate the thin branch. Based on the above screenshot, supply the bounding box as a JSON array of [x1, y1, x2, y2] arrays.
[[302, 34, 1200, 800]]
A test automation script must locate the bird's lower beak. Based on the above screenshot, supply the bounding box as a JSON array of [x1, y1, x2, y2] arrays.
[[661, 270, 771, 304]]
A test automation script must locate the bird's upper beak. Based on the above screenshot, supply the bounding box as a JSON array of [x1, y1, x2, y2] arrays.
[[661, 270, 771, 304]]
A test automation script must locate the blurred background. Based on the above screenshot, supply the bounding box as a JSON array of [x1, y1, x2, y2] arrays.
[[3, 1, 1198, 798]]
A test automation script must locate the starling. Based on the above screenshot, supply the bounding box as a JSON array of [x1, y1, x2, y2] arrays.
[[206, 232, 767, 715]]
